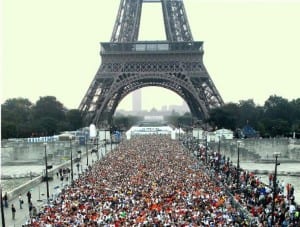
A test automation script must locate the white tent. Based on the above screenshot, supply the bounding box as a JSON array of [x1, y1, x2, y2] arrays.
[[174, 128, 185, 134], [215, 128, 234, 141]]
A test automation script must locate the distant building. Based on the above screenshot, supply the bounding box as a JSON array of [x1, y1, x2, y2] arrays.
[[144, 115, 164, 121], [169, 101, 189, 114], [161, 105, 168, 111], [132, 89, 142, 112]]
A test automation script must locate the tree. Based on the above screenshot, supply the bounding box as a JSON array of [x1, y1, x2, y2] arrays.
[[32, 96, 66, 121], [112, 115, 143, 131], [238, 99, 261, 127], [177, 112, 193, 129], [289, 98, 300, 136], [1, 98, 33, 138], [1, 121, 17, 139], [65, 109, 83, 131], [208, 103, 239, 130], [264, 95, 292, 123], [164, 115, 180, 127], [30, 96, 67, 135], [261, 95, 294, 137], [35, 117, 59, 136]]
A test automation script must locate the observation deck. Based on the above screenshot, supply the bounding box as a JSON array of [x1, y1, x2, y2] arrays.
[[100, 41, 203, 54]]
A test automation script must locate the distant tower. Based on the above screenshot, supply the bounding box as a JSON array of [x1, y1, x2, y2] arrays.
[[182, 100, 189, 112], [132, 89, 142, 112]]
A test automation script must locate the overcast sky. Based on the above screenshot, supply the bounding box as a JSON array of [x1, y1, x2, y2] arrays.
[[1, 0, 300, 111]]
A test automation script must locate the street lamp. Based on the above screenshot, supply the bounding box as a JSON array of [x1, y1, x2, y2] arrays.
[[85, 134, 89, 166], [110, 127, 113, 152], [205, 132, 208, 164], [69, 136, 74, 183], [236, 140, 241, 191], [44, 143, 50, 202], [217, 135, 221, 171], [271, 152, 281, 226], [0, 187, 5, 227], [96, 136, 99, 160], [104, 129, 107, 154]]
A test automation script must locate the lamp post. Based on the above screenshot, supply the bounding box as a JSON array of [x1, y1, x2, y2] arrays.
[[76, 150, 81, 174], [205, 132, 208, 164], [110, 127, 113, 152], [0, 187, 5, 227], [216, 135, 221, 171], [271, 152, 281, 226], [236, 141, 241, 191], [96, 136, 99, 160], [85, 135, 89, 166], [104, 129, 107, 154], [44, 143, 50, 202], [218, 136, 221, 154], [69, 136, 74, 183]]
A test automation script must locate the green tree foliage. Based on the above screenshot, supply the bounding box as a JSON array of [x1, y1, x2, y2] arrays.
[[237, 99, 262, 127], [32, 96, 66, 121], [65, 109, 83, 131], [30, 96, 66, 136], [264, 95, 293, 123], [164, 110, 181, 126], [1, 121, 17, 139], [112, 115, 143, 131], [1, 98, 33, 138], [208, 103, 239, 130], [208, 96, 300, 138], [1, 96, 83, 139], [175, 112, 194, 131], [289, 99, 300, 136], [2, 95, 300, 139]]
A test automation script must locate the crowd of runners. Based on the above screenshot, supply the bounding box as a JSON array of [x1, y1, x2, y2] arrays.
[[23, 135, 299, 226]]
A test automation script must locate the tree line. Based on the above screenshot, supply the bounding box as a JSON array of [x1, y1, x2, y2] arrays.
[[1, 95, 300, 139], [166, 95, 300, 138], [208, 96, 300, 138], [1, 96, 83, 139]]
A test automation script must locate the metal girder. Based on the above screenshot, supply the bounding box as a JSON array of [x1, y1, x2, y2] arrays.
[[110, 0, 192, 42], [110, 0, 142, 42], [162, 0, 193, 42]]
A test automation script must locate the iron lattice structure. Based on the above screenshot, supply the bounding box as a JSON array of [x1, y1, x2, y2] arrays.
[[79, 0, 224, 126]]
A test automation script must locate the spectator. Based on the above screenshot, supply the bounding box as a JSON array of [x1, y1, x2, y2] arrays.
[[18, 193, 24, 209], [29, 201, 33, 217], [3, 192, 8, 208], [11, 204, 16, 220], [26, 191, 31, 203]]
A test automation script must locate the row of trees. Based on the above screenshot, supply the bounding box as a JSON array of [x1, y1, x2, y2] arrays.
[[1, 96, 83, 139], [165, 95, 300, 138], [2, 95, 300, 139], [208, 96, 300, 138]]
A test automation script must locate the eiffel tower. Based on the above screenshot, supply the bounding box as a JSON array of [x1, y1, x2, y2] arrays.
[[79, 0, 224, 126]]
